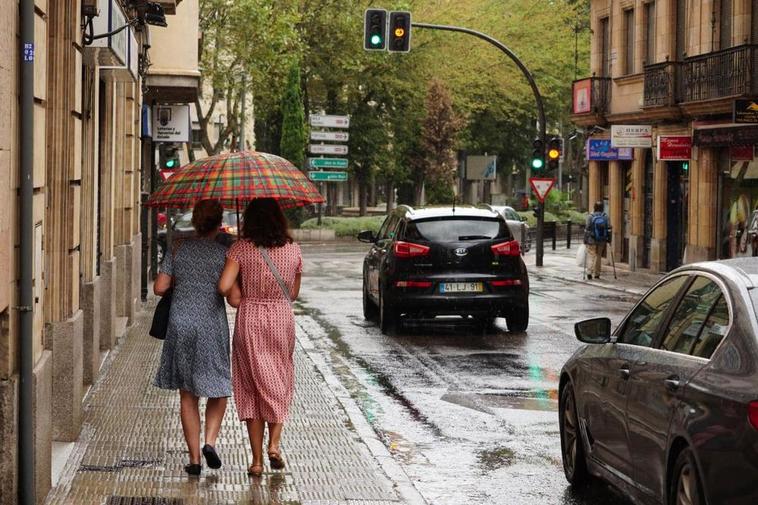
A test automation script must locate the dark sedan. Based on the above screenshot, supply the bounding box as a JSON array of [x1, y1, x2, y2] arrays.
[[560, 259, 758, 505]]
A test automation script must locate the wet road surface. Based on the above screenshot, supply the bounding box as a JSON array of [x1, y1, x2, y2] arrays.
[[297, 242, 643, 505]]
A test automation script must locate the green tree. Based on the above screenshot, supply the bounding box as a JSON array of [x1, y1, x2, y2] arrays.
[[279, 63, 306, 168]]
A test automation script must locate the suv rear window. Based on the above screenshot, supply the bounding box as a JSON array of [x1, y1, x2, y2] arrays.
[[405, 217, 509, 242]]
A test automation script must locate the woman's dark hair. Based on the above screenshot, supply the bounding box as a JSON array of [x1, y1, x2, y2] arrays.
[[191, 199, 223, 235], [242, 198, 293, 248]]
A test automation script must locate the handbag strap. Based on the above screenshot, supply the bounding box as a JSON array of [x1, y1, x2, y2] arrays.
[[259, 247, 293, 306]]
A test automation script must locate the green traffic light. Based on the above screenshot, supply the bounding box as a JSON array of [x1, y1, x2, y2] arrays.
[[682, 162, 689, 172], [165, 159, 177, 169], [531, 158, 544, 170], [371, 34, 382, 46]]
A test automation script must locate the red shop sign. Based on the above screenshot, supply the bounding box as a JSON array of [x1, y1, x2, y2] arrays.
[[657, 136, 692, 161], [730, 145, 754, 161]]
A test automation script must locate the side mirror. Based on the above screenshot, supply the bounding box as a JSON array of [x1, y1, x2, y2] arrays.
[[357, 230, 376, 243], [574, 317, 612, 344]]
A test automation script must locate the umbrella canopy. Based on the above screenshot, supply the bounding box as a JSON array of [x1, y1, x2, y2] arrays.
[[146, 150, 325, 208]]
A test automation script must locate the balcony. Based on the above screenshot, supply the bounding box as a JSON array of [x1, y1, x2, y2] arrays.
[[571, 77, 611, 125], [643, 61, 680, 107], [679, 44, 758, 103]]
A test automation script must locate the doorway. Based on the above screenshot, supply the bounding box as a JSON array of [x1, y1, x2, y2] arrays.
[[642, 151, 654, 268], [666, 161, 689, 270]]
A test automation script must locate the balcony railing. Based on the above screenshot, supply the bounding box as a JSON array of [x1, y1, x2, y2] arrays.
[[572, 76, 612, 115], [679, 44, 758, 102], [643, 61, 680, 107]]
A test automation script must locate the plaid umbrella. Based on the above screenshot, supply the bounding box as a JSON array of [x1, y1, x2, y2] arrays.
[[145, 150, 324, 208]]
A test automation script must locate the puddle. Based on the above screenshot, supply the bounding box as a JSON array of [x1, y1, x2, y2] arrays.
[[477, 446, 515, 470], [477, 389, 559, 412]]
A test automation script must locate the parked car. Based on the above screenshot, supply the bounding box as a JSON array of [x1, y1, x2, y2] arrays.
[[560, 259, 758, 505], [357, 205, 530, 334], [157, 210, 239, 262], [484, 205, 531, 253]]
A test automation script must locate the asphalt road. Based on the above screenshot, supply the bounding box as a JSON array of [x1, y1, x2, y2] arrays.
[[298, 242, 643, 505]]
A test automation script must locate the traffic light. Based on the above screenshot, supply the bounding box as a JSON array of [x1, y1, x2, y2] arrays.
[[532, 206, 542, 219], [547, 136, 562, 171], [159, 144, 180, 170], [531, 138, 544, 171], [364, 9, 387, 51], [388, 11, 411, 53]]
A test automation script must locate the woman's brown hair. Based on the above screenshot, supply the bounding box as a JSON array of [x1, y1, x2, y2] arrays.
[[242, 198, 293, 248], [191, 199, 224, 236]]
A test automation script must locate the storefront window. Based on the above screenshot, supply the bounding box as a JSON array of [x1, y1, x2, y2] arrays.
[[720, 149, 758, 258]]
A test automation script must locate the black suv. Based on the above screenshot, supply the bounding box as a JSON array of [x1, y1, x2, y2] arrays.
[[358, 206, 529, 333]]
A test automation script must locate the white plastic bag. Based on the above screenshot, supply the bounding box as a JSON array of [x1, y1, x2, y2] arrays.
[[575, 244, 587, 267]]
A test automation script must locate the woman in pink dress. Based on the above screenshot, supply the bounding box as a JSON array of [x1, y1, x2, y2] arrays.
[[218, 198, 302, 477]]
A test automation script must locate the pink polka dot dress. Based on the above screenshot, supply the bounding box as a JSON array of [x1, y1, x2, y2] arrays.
[[227, 240, 302, 423]]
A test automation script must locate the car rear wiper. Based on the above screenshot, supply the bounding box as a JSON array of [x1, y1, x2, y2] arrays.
[[458, 235, 491, 240]]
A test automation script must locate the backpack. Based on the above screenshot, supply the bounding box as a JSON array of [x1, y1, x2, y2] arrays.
[[590, 213, 609, 242]]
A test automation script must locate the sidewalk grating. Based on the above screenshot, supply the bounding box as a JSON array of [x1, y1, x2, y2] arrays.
[[44, 303, 403, 505]]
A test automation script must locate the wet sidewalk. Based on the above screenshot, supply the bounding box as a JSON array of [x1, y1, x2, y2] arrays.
[[44, 302, 420, 505]]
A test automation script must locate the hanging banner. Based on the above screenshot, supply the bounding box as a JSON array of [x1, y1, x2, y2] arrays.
[[586, 139, 634, 161], [572, 79, 592, 114], [657, 136, 692, 161]]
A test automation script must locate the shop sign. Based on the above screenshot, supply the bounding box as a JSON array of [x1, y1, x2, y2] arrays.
[[693, 125, 758, 146], [89, 0, 128, 66], [466, 155, 497, 181], [572, 79, 592, 114], [733, 99, 758, 124], [152, 105, 191, 143], [586, 139, 634, 161], [611, 125, 653, 148], [657, 136, 692, 161], [731, 145, 755, 161]]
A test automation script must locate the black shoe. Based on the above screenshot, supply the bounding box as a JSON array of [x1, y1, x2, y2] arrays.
[[587, 275, 593, 280], [184, 463, 201, 476], [202, 444, 222, 469]]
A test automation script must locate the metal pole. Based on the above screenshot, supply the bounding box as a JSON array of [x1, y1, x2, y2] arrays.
[[19, 1, 36, 503], [239, 75, 246, 151], [411, 22, 547, 266]]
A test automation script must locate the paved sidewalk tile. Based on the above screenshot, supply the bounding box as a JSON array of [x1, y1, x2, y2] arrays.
[[44, 304, 403, 505]]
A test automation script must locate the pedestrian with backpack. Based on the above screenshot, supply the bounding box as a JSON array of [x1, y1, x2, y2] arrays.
[[584, 201, 610, 280]]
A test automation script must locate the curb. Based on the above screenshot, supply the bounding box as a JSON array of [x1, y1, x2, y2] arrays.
[[535, 270, 649, 296]]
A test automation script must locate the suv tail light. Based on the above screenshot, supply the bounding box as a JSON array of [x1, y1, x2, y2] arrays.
[[394, 241, 430, 258], [395, 280, 432, 288], [491, 279, 522, 287], [491, 240, 520, 257], [749, 402, 758, 430]]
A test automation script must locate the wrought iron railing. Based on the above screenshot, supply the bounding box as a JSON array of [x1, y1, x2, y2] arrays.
[[643, 61, 680, 107], [572, 76, 612, 115], [679, 44, 758, 102]]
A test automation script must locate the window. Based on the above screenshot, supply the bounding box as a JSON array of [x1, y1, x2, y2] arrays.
[[692, 296, 729, 358], [661, 277, 722, 354], [720, 0, 733, 50], [619, 276, 689, 347], [377, 215, 400, 241], [644, 2, 656, 65], [405, 217, 509, 242], [600, 17, 611, 77], [676, 0, 687, 60], [624, 9, 636, 75]]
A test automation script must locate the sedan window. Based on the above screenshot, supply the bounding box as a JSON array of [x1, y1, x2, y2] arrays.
[[691, 296, 729, 359], [660, 277, 722, 355], [618, 276, 689, 347]]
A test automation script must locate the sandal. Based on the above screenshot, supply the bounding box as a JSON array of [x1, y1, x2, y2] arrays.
[[268, 451, 285, 470], [247, 463, 263, 477]]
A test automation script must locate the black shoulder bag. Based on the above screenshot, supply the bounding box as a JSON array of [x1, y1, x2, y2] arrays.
[[150, 242, 181, 339]]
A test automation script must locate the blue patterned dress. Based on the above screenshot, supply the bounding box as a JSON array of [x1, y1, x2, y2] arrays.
[[154, 237, 232, 398]]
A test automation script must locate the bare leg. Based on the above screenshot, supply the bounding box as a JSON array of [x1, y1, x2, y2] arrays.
[[245, 419, 265, 471], [179, 390, 201, 464], [267, 422, 284, 454], [204, 397, 228, 447]]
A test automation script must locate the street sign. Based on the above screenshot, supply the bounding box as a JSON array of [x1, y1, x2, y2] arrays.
[[310, 144, 348, 155], [309, 114, 350, 129], [309, 171, 348, 182], [309, 157, 349, 169], [310, 130, 349, 142], [152, 104, 191, 142], [529, 177, 555, 203]]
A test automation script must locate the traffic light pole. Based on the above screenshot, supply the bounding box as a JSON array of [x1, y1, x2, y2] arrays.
[[411, 22, 548, 266]]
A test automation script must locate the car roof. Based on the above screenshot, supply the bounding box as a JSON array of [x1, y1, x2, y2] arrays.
[[398, 205, 501, 220], [675, 258, 758, 289]]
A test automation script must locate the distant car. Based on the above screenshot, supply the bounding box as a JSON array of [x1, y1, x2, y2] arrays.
[[157, 210, 239, 262], [560, 259, 758, 505], [357, 205, 530, 334], [483, 205, 531, 253]]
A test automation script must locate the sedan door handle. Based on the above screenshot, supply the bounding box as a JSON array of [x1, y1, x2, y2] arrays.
[[664, 376, 681, 392], [618, 366, 631, 380]]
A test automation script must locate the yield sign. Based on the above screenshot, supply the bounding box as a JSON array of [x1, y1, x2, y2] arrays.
[[529, 177, 555, 203]]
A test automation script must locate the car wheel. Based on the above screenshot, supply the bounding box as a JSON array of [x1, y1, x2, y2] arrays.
[[560, 384, 588, 485], [363, 282, 378, 321], [670, 447, 703, 505], [506, 304, 529, 333], [379, 287, 397, 334]]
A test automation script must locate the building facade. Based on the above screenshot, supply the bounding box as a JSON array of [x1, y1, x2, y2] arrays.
[[0, 1, 197, 503], [573, 0, 758, 272]]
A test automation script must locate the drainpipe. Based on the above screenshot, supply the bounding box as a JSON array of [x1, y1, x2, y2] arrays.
[[19, 0, 35, 504]]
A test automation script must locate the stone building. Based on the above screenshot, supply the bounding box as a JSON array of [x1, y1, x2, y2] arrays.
[[573, 0, 758, 272], [0, 1, 198, 503]]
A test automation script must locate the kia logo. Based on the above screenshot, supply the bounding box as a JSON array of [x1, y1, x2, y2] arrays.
[[455, 248, 468, 256]]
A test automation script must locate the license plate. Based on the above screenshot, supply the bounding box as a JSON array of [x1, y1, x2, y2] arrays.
[[440, 282, 483, 293]]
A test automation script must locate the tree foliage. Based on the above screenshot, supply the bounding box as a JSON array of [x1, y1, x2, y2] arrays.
[[279, 63, 306, 168]]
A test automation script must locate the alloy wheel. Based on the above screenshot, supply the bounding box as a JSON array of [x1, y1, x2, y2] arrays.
[[562, 390, 578, 476], [676, 464, 696, 505]]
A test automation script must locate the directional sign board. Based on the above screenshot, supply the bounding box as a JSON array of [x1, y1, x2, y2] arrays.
[[311, 130, 349, 142], [529, 177, 555, 203], [309, 114, 350, 129], [310, 144, 348, 155], [309, 157, 348, 169], [309, 171, 348, 182]]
